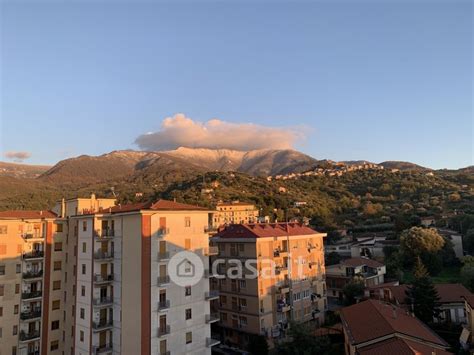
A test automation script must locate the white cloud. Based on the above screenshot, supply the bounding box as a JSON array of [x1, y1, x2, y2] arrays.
[[135, 113, 302, 151], [4, 151, 31, 162]]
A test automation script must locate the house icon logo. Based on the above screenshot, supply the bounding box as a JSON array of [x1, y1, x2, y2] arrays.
[[169, 251, 203, 286]]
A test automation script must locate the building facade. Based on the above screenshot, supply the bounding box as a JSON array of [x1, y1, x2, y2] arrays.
[[210, 223, 327, 349], [212, 202, 258, 226]]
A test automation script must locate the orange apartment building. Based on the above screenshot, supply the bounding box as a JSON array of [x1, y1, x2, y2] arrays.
[[209, 223, 327, 349], [213, 202, 259, 226]]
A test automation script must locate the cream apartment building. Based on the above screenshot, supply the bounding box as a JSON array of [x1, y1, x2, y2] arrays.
[[210, 223, 327, 349], [213, 202, 258, 226]]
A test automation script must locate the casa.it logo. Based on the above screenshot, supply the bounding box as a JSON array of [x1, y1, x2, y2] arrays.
[[168, 251, 204, 287]]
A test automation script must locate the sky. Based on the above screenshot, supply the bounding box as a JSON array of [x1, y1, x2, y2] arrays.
[[0, 0, 472, 169]]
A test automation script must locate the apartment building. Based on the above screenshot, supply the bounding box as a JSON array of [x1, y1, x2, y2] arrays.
[[325, 257, 386, 301], [0, 210, 66, 355], [70, 199, 217, 355], [212, 202, 258, 226], [210, 223, 327, 350], [0, 195, 219, 355]]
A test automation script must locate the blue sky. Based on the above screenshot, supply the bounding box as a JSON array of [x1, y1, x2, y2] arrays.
[[1, 0, 472, 169]]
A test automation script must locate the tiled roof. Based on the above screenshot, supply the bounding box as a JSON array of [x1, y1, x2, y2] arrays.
[[358, 337, 451, 355], [101, 199, 208, 214], [213, 223, 319, 239], [341, 257, 384, 268], [340, 299, 448, 347], [0, 210, 57, 219], [367, 281, 400, 290], [388, 284, 472, 304], [217, 202, 254, 206]]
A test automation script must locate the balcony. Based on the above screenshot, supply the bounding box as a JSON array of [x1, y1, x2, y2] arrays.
[[23, 251, 44, 260], [157, 325, 170, 337], [92, 319, 114, 331], [278, 283, 290, 294], [23, 270, 43, 279], [204, 225, 218, 233], [160, 352, 171, 355], [157, 276, 170, 286], [273, 248, 288, 257], [22, 291, 42, 300], [22, 233, 43, 240], [92, 297, 113, 307], [92, 345, 113, 354], [205, 290, 219, 300], [205, 313, 219, 324], [93, 274, 114, 284], [158, 300, 170, 311], [157, 251, 170, 260], [156, 228, 170, 237], [94, 229, 115, 239], [27, 351, 40, 355], [20, 308, 42, 320], [19, 330, 41, 342], [94, 251, 114, 260], [204, 246, 219, 256], [206, 337, 221, 347], [277, 302, 291, 313]]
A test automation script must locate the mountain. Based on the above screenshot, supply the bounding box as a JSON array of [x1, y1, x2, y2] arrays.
[[379, 161, 430, 171], [37, 147, 320, 184], [0, 162, 51, 178]]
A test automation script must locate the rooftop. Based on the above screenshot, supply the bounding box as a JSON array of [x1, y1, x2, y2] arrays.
[[358, 337, 451, 355], [340, 299, 448, 347], [213, 223, 321, 239], [103, 199, 208, 214], [389, 283, 472, 305], [340, 257, 384, 268], [0, 210, 57, 219]]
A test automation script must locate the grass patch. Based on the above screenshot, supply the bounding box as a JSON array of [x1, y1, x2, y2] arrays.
[[402, 266, 462, 284]]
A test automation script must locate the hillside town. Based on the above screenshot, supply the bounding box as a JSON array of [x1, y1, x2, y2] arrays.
[[0, 195, 473, 355]]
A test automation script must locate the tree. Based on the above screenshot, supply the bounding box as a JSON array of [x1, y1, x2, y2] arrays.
[[275, 322, 333, 355], [342, 278, 365, 306], [248, 334, 269, 355], [461, 256, 474, 291], [405, 258, 440, 324], [464, 229, 474, 255], [400, 227, 445, 261], [325, 252, 341, 266]]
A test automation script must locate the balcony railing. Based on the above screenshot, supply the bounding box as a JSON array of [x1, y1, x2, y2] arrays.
[[157, 276, 170, 286], [205, 290, 219, 300], [206, 337, 221, 347], [157, 251, 170, 260], [94, 251, 114, 260], [19, 330, 41, 341], [94, 229, 115, 238], [92, 345, 113, 354], [160, 351, 170, 355], [92, 297, 113, 306], [158, 300, 170, 310], [156, 228, 170, 237], [204, 246, 219, 256], [93, 274, 114, 283], [23, 270, 43, 279], [92, 319, 114, 330], [157, 325, 170, 337], [22, 291, 42, 299], [205, 313, 220, 323], [22, 233, 43, 240], [23, 251, 44, 259], [27, 351, 40, 355], [20, 308, 42, 320], [204, 226, 218, 233]]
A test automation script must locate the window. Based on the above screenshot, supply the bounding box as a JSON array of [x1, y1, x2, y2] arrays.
[[56, 223, 63, 233], [221, 312, 227, 321], [80, 330, 84, 342], [80, 308, 85, 319], [0, 285, 4, 296], [185, 217, 191, 227], [0, 327, 2, 338], [12, 346, 16, 355], [239, 298, 247, 309], [184, 239, 191, 250], [238, 243, 244, 252], [239, 280, 246, 289], [53, 261, 62, 271], [185, 308, 192, 320], [51, 320, 60, 330], [15, 264, 21, 274], [82, 242, 86, 253], [17, 245, 22, 254], [50, 340, 59, 351], [82, 264, 86, 275], [0, 245, 5, 255], [220, 295, 227, 305], [0, 265, 5, 275], [81, 286, 85, 297], [13, 305, 18, 314], [53, 280, 61, 290], [0, 226, 7, 234], [185, 286, 191, 296], [0, 307, 3, 316], [54, 242, 62, 252], [12, 325, 17, 335], [82, 221, 87, 232], [15, 284, 19, 294], [239, 316, 248, 327], [52, 300, 60, 310], [185, 331, 192, 344]]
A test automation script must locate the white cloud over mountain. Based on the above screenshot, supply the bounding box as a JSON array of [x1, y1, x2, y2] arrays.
[[4, 151, 31, 162], [135, 113, 302, 151]]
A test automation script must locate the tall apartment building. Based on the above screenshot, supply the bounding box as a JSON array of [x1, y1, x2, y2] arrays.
[[0, 210, 66, 355], [210, 223, 327, 349], [212, 202, 258, 227], [0, 195, 219, 355]]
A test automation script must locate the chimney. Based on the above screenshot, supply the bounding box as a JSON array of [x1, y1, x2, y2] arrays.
[[61, 198, 65, 218], [40, 210, 43, 216], [392, 305, 397, 319]]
